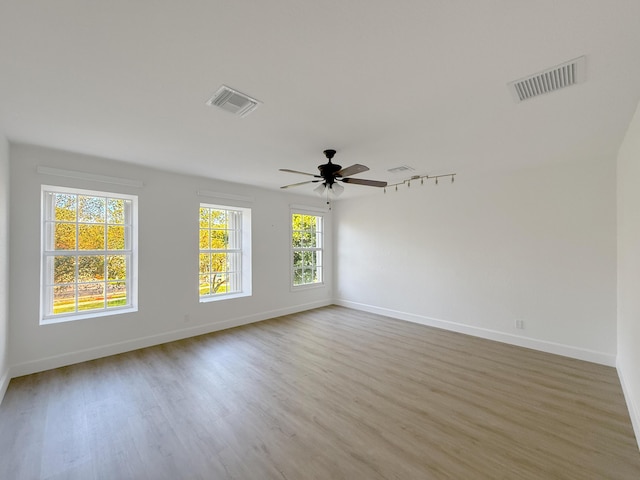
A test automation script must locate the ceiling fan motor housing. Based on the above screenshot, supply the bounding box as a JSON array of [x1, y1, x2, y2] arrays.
[[318, 163, 341, 184], [319, 149, 341, 184]]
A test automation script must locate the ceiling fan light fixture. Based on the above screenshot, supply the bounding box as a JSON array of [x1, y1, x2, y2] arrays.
[[314, 183, 326, 195], [331, 182, 344, 196]]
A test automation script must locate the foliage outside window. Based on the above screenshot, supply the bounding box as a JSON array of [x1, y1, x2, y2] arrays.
[[41, 186, 137, 323], [199, 204, 250, 299], [292, 213, 323, 287]]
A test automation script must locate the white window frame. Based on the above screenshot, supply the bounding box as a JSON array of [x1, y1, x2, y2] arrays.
[[199, 203, 252, 302], [291, 210, 324, 289], [40, 185, 138, 324]]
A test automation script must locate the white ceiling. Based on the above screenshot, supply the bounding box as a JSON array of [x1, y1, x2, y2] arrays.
[[1, 1, 640, 198]]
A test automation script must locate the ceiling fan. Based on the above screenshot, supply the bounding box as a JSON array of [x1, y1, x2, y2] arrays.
[[280, 149, 387, 196]]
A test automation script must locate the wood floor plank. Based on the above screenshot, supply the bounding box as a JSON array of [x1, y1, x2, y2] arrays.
[[1, 305, 639, 479]]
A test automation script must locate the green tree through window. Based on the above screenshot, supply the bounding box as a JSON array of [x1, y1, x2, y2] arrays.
[[292, 213, 323, 286]]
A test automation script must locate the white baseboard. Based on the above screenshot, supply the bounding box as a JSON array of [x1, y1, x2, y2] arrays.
[[0, 367, 10, 406], [617, 362, 640, 452], [335, 299, 616, 367], [9, 300, 331, 379]]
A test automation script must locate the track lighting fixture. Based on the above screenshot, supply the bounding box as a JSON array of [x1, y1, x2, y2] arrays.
[[384, 173, 456, 193]]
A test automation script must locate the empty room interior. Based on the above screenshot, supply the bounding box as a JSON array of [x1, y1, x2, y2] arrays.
[[2, 1, 640, 478]]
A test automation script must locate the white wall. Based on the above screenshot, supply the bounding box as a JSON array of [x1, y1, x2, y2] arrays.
[[617, 100, 640, 447], [0, 134, 9, 401], [334, 156, 617, 365], [8, 144, 332, 375]]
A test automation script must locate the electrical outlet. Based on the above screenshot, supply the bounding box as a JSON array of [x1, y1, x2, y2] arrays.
[[184, 314, 191, 323], [515, 319, 525, 329]]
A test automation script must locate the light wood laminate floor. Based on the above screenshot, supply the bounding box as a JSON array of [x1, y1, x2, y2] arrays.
[[1, 306, 639, 479]]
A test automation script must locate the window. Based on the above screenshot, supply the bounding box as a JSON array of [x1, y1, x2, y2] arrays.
[[41, 186, 137, 323], [292, 212, 323, 287], [199, 204, 251, 301]]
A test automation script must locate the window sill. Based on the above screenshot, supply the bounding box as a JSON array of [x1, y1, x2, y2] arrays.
[[40, 306, 138, 325], [199, 291, 252, 303], [291, 282, 325, 292]]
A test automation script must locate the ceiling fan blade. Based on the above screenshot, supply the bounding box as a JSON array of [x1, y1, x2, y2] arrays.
[[341, 177, 387, 187], [280, 180, 321, 189], [336, 164, 369, 177], [279, 168, 321, 177]]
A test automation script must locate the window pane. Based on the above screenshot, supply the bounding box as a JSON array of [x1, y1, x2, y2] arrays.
[[78, 255, 105, 282], [199, 253, 211, 274], [210, 230, 227, 249], [211, 253, 226, 273], [228, 210, 241, 233], [303, 250, 317, 266], [53, 256, 76, 284], [227, 229, 240, 250], [107, 225, 125, 250], [107, 198, 125, 224], [227, 252, 241, 273], [303, 268, 315, 284], [107, 255, 127, 280], [53, 285, 76, 314], [304, 231, 316, 248], [199, 207, 210, 228], [305, 216, 316, 232], [211, 209, 226, 227], [303, 215, 316, 231], [199, 275, 211, 296], [107, 282, 127, 307], [55, 223, 76, 250], [227, 272, 240, 293], [199, 229, 210, 250], [79, 224, 105, 250], [78, 196, 106, 223], [54, 194, 76, 221], [212, 273, 228, 293], [78, 283, 105, 311]]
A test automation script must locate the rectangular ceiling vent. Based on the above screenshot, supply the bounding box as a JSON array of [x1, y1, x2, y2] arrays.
[[508, 56, 586, 103], [206, 85, 261, 117], [387, 165, 414, 173]]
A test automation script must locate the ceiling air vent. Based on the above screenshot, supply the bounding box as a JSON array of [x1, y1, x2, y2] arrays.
[[508, 56, 586, 103], [387, 165, 414, 174], [206, 85, 261, 117]]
